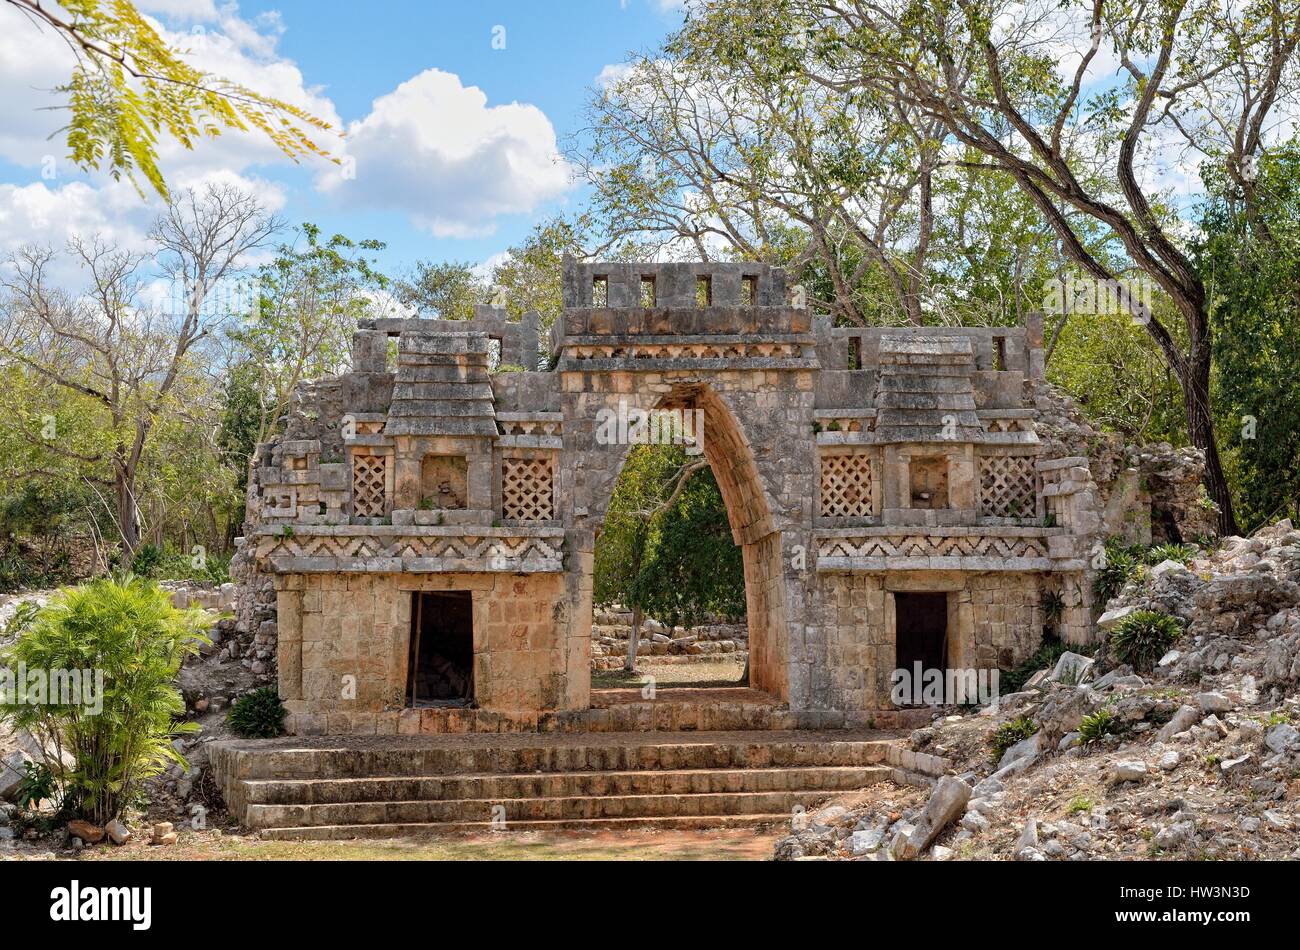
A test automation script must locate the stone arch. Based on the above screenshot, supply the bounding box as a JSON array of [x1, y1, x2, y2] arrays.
[[567, 379, 791, 701]]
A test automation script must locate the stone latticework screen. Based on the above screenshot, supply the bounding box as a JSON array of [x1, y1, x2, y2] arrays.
[[503, 457, 554, 522], [351, 454, 388, 517], [820, 453, 873, 517], [979, 455, 1037, 518]]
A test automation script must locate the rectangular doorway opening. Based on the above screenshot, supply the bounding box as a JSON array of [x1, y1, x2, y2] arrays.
[[894, 592, 948, 705], [407, 591, 474, 707]]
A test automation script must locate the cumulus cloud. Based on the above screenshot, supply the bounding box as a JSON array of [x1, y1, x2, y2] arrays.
[[318, 69, 573, 238]]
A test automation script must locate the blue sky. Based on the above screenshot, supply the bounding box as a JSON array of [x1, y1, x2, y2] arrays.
[[0, 0, 684, 281]]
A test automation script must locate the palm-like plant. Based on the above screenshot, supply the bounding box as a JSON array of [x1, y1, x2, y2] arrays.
[[0, 576, 209, 823]]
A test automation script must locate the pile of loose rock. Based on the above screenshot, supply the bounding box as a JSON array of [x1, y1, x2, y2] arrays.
[[776, 519, 1300, 861], [590, 607, 747, 669]]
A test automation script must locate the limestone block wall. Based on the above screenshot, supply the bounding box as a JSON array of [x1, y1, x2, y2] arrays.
[[815, 570, 1049, 712], [274, 571, 571, 734]]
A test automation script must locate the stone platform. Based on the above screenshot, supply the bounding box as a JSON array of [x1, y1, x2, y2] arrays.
[[209, 729, 951, 839], [286, 687, 935, 736]]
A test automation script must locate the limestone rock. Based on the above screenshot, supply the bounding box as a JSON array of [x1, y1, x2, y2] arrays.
[[1156, 704, 1199, 742], [106, 819, 131, 845], [67, 820, 105, 844], [893, 775, 971, 861], [1112, 760, 1149, 783]]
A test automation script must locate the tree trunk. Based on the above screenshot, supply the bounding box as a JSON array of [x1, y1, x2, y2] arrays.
[[1183, 355, 1238, 536], [115, 467, 140, 556], [624, 604, 643, 673]]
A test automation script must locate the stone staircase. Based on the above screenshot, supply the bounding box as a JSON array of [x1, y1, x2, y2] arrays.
[[209, 731, 900, 840]]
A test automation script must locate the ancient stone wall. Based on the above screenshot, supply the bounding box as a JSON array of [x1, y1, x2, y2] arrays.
[[237, 257, 1198, 735]]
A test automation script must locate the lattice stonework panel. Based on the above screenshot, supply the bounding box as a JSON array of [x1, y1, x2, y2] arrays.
[[503, 457, 554, 522], [979, 455, 1037, 518], [351, 454, 388, 518], [820, 453, 873, 517]]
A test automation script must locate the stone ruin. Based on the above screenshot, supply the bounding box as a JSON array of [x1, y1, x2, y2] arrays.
[[232, 258, 1209, 734]]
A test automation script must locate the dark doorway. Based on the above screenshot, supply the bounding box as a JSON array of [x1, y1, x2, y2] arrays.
[[894, 592, 949, 678], [407, 591, 474, 707]]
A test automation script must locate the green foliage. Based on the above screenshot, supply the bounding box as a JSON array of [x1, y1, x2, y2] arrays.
[[13, 761, 59, 812], [989, 716, 1038, 765], [1145, 543, 1194, 566], [130, 544, 231, 583], [1041, 590, 1065, 624], [227, 687, 288, 739], [0, 576, 209, 823], [1109, 610, 1182, 673], [594, 445, 745, 630], [1066, 795, 1096, 814], [16, 0, 336, 198], [1078, 707, 1122, 746], [1198, 142, 1300, 531], [394, 260, 486, 320], [1094, 538, 1142, 604]]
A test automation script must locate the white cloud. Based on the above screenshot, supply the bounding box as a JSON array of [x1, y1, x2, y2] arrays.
[[318, 69, 573, 238]]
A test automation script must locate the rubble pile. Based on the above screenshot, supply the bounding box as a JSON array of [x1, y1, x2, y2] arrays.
[[776, 519, 1300, 861]]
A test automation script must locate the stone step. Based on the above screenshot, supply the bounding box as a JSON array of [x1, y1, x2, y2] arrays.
[[260, 813, 793, 840], [245, 787, 858, 830], [242, 764, 889, 805], [212, 734, 892, 783]]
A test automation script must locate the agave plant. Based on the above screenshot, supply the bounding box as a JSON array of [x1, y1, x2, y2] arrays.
[[0, 576, 209, 824]]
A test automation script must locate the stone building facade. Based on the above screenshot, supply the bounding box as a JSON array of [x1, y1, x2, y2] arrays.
[[238, 258, 1168, 735]]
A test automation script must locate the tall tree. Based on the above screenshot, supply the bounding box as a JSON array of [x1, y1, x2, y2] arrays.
[[0, 184, 277, 555], [225, 224, 390, 452], [684, 0, 1300, 533], [393, 261, 486, 320], [1198, 143, 1300, 529]]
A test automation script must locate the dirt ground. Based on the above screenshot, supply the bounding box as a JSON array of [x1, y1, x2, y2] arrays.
[[35, 826, 779, 861], [591, 657, 747, 689]]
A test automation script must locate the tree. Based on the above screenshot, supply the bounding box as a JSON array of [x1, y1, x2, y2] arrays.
[[594, 445, 744, 671], [225, 223, 390, 452], [573, 27, 1077, 328], [489, 215, 613, 333], [4, 0, 336, 197], [0, 183, 278, 556], [393, 261, 487, 320], [0, 577, 208, 824], [1198, 142, 1300, 529], [688, 0, 1300, 533]]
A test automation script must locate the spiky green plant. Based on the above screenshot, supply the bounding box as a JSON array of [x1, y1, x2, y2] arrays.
[[1145, 543, 1195, 566], [228, 687, 287, 739], [1109, 609, 1182, 672], [989, 715, 1039, 765], [0, 576, 209, 824], [1094, 539, 1140, 603], [1078, 707, 1122, 745]]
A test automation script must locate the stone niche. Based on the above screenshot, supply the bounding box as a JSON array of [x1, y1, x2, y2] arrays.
[[909, 456, 950, 509], [420, 454, 468, 509]]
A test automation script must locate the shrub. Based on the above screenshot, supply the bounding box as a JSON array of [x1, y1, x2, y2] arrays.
[[228, 687, 288, 739], [989, 715, 1038, 765], [0, 576, 209, 824], [1094, 539, 1141, 603], [1078, 707, 1122, 745], [1109, 609, 1182, 672], [1145, 543, 1194, 566]]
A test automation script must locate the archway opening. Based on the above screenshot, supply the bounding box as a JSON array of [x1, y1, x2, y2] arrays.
[[587, 383, 789, 699]]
